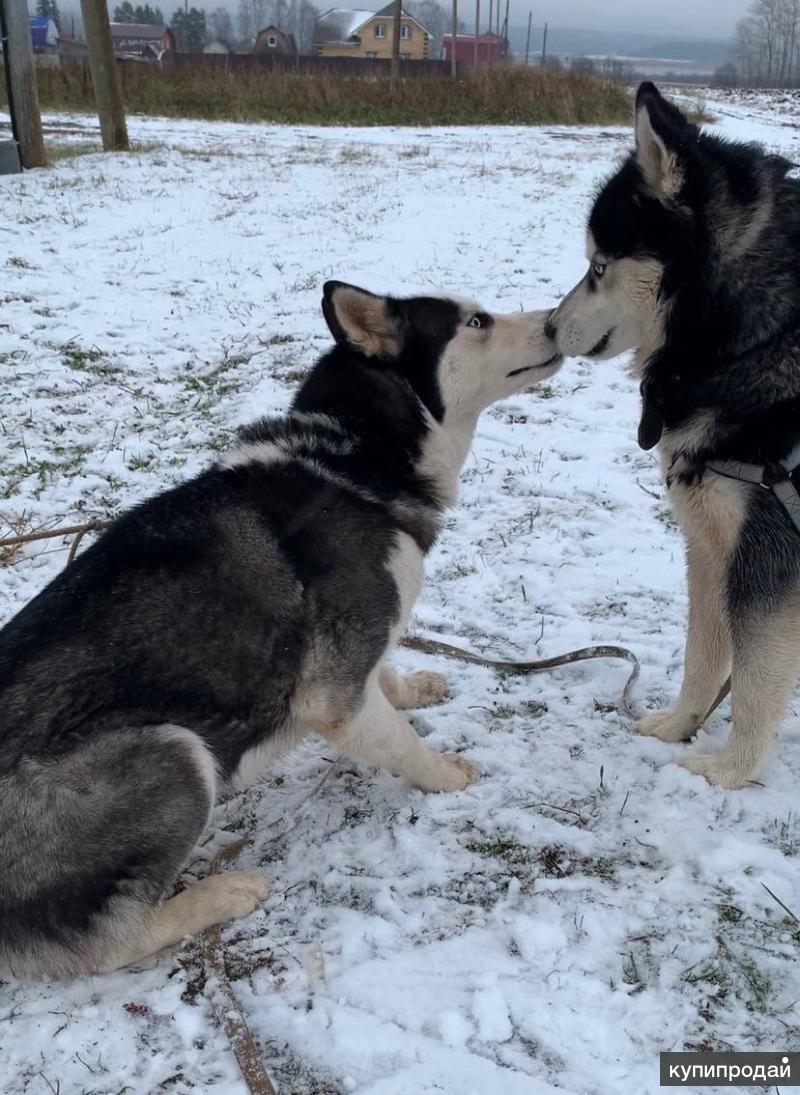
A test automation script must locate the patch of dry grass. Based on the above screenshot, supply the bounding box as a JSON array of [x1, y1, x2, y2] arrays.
[[18, 63, 632, 126]]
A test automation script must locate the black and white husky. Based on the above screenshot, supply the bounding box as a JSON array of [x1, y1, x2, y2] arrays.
[[547, 82, 800, 789], [0, 282, 561, 977]]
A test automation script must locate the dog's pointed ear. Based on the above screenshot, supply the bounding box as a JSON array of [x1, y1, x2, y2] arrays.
[[321, 281, 399, 359], [634, 83, 688, 200]]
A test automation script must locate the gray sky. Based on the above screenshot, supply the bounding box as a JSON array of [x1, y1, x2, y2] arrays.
[[506, 0, 749, 38], [76, 0, 750, 42]]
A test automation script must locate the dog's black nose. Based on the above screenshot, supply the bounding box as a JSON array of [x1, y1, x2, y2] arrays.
[[544, 314, 558, 342]]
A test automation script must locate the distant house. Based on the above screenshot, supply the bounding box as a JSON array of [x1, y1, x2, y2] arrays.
[[203, 40, 230, 54], [59, 35, 90, 64], [313, 5, 430, 60], [30, 16, 59, 54], [109, 22, 176, 59], [254, 24, 297, 56], [442, 32, 506, 65]]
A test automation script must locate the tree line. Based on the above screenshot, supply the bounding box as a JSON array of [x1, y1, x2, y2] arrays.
[[720, 0, 800, 86], [35, 0, 62, 30]]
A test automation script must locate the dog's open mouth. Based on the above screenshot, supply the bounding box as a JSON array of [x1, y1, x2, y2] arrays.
[[586, 330, 613, 357], [507, 353, 563, 378]]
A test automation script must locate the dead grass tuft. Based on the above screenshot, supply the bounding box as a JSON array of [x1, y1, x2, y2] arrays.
[[16, 64, 633, 127]]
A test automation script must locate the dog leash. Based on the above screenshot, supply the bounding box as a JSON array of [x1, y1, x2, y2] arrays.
[[401, 634, 641, 718], [402, 636, 737, 729], [701, 677, 731, 725]]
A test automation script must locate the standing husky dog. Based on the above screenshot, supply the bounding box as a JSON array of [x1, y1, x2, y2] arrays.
[[547, 83, 800, 789], [0, 282, 561, 977]]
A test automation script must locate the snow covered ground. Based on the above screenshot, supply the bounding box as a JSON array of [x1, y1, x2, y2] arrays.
[[0, 91, 798, 1095]]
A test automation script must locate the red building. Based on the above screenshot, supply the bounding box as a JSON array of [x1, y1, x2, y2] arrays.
[[109, 23, 176, 59], [441, 32, 506, 64]]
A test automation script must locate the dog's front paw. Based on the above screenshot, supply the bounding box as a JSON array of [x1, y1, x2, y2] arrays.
[[679, 752, 752, 789], [404, 670, 449, 708], [420, 752, 478, 793], [199, 870, 271, 922], [636, 708, 699, 742]]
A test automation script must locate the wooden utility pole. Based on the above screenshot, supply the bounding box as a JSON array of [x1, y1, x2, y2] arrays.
[[473, 0, 479, 66], [80, 0, 130, 151], [487, 0, 492, 36], [541, 20, 548, 65], [450, 0, 457, 78], [389, 0, 401, 85], [524, 11, 532, 65], [2, 0, 46, 167]]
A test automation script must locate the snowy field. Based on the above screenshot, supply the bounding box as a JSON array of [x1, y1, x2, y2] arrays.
[[1, 90, 799, 1094]]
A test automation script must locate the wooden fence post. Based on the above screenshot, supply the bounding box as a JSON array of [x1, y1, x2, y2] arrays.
[[1, 0, 46, 167], [79, 0, 129, 151], [390, 0, 401, 86], [451, 0, 457, 78]]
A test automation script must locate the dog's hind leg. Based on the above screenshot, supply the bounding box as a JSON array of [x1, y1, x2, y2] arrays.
[[682, 600, 800, 788], [314, 675, 476, 792], [379, 665, 449, 710], [638, 538, 732, 742], [0, 724, 268, 979]]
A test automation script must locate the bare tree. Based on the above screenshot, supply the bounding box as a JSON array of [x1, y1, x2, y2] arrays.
[[731, 0, 800, 86], [406, 0, 448, 56], [295, 0, 318, 51], [209, 6, 235, 47]]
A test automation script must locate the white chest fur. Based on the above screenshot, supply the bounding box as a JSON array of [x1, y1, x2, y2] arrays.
[[386, 530, 425, 648], [225, 724, 303, 797]]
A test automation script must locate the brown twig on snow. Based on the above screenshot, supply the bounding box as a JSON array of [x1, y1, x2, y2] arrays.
[[0, 517, 112, 554], [201, 927, 278, 1095], [66, 520, 111, 565], [200, 841, 277, 1095]]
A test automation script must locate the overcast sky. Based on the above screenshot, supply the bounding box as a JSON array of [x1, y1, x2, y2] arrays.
[[76, 0, 751, 41], [504, 0, 750, 37]]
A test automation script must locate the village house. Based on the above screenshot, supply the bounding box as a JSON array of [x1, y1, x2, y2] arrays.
[[441, 31, 506, 64], [59, 34, 90, 64], [109, 22, 176, 59], [254, 24, 297, 56], [313, 5, 430, 60], [29, 16, 59, 55]]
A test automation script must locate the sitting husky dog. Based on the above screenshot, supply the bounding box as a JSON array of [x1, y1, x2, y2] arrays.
[[0, 282, 560, 977], [546, 82, 800, 789]]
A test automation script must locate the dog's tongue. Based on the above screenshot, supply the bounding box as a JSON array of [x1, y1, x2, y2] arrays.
[[638, 399, 664, 450]]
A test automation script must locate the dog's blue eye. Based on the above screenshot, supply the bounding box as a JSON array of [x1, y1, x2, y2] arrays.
[[592, 261, 607, 279], [467, 315, 483, 328]]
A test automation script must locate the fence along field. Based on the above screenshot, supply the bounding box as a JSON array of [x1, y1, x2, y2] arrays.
[[10, 61, 632, 126]]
